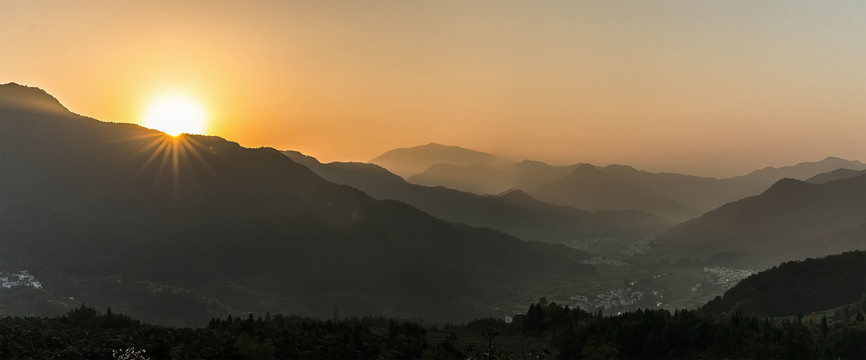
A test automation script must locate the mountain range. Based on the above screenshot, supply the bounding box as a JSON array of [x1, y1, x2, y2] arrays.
[[367, 143, 865, 222], [283, 150, 671, 245], [0, 83, 594, 325], [3, 82, 864, 328]]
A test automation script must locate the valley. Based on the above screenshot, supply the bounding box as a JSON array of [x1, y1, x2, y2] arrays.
[[0, 83, 863, 358]]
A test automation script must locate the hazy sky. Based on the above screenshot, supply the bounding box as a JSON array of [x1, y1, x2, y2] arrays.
[[2, 0, 864, 177]]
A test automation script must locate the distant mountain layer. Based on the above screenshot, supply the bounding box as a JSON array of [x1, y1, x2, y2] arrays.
[[0, 83, 594, 325], [533, 164, 700, 221], [369, 143, 510, 178], [657, 175, 866, 268], [701, 251, 866, 317], [372, 144, 863, 221], [407, 162, 513, 195], [283, 151, 671, 244], [806, 168, 866, 184], [735, 157, 866, 184]]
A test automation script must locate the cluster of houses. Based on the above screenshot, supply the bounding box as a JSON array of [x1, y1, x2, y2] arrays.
[[570, 287, 646, 312], [620, 238, 654, 256], [703, 266, 756, 289], [0, 270, 42, 289]]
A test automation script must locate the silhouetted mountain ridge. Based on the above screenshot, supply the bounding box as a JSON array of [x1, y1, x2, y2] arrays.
[[1, 83, 595, 325], [0, 82, 69, 114]]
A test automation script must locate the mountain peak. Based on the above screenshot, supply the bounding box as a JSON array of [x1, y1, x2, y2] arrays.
[[760, 177, 815, 197], [547, 163, 611, 185], [0, 82, 70, 114], [571, 163, 605, 175], [498, 189, 533, 200], [605, 164, 637, 171]]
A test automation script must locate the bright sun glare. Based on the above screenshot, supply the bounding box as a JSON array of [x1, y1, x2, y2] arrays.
[[143, 94, 207, 136]]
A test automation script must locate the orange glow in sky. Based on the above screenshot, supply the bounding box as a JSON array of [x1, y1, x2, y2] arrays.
[[1, 0, 864, 177]]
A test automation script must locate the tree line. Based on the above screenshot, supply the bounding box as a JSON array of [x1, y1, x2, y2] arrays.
[[1, 296, 864, 359]]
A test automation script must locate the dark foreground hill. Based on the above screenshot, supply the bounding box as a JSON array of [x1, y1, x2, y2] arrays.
[[0, 83, 593, 325], [656, 175, 866, 268], [702, 251, 866, 317], [283, 150, 671, 244]]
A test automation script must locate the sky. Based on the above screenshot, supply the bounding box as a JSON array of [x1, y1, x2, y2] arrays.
[[1, 0, 864, 178]]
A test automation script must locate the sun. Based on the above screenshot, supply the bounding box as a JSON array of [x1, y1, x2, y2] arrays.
[[143, 94, 207, 136]]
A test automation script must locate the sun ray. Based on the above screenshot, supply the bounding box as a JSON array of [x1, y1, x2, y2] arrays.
[[181, 136, 217, 177], [107, 128, 218, 196], [131, 134, 170, 159], [107, 131, 167, 145], [136, 136, 172, 179], [154, 137, 175, 185], [171, 137, 180, 195]]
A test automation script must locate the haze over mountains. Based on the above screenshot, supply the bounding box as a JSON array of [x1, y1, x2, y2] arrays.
[[0, 83, 593, 325], [2, 82, 864, 331], [369, 143, 511, 179], [368, 143, 865, 222], [284, 150, 671, 245], [297, 143, 866, 270], [533, 164, 699, 221]]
